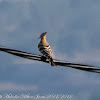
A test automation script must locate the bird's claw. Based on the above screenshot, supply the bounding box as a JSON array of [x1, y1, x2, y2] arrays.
[[41, 56, 46, 61]]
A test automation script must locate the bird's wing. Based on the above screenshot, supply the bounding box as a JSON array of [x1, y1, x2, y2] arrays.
[[38, 44, 52, 57], [0, 45, 100, 73]]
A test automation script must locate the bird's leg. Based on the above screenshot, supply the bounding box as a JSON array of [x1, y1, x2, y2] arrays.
[[41, 56, 46, 62]]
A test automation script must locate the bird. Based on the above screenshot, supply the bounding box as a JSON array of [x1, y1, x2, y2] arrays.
[[38, 32, 56, 66]]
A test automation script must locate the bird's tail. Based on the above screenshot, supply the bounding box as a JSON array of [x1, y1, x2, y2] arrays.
[[50, 57, 56, 66]]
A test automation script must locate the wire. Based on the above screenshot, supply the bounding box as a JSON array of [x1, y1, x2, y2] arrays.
[[0, 45, 100, 73]]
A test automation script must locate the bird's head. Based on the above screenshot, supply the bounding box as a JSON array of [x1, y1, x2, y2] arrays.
[[38, 32, 47, 39]]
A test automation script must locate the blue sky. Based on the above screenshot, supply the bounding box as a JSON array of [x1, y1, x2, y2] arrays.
[[0, 0, 100, 100]]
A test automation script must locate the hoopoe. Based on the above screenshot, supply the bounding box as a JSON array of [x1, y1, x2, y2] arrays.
[[38, 32, 56, 66]]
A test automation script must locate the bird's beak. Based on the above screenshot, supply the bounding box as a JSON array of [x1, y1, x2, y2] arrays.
[[38, 37, 40, 39], [45, 32, 47, 34]]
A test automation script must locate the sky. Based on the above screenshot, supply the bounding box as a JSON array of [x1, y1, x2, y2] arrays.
[[0, 0, 100, 100]]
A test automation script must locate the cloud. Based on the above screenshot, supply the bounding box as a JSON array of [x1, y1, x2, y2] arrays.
[[4, 0, 31, 2], [63, 69, 100, 100], [13, 58, 42, 65], [0, 82, 38, 91], [5, 24, 17, 32], [70, 50, 100, 65], [0, 0, 2, 2], [55, 49, 100, 64]]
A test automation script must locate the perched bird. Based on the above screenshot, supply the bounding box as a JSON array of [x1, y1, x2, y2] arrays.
[[38, 32, 56, 66]]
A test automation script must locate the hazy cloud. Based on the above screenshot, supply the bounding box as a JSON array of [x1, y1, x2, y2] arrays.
[[14, 58, 42, 65], [0, 82, 38, 91]]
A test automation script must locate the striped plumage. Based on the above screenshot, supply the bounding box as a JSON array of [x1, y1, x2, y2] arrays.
[[38, 32, 56, 66]]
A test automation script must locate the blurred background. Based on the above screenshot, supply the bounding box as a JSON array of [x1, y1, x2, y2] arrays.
[[0, 0, 100, 100]]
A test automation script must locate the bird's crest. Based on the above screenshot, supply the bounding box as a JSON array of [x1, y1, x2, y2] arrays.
[[40, 32, 47, 38]]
